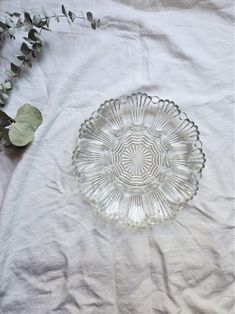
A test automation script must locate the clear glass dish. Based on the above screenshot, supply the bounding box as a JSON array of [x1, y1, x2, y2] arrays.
[[72, 93, 206, 227]]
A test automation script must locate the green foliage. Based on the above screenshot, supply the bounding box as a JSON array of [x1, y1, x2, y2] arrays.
[[0, 104, 42, 147], [86, 11, 100, 29], [14, 103, 42, 131], [0, 81, 11, 106], [9, 121, 34, 146], [0, 5, 100, 108], [0, 4, 100, 46], [0, 5, 100, 150]]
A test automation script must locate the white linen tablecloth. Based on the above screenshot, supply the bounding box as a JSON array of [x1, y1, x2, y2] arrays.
[[0, 0, 234, 313]]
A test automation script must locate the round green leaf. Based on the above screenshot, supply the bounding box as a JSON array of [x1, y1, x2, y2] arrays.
[[86, 12, 93, 22], [3, 82, 11, 89], [28, 29, 39, 41], [9, 121, 34, 146], [11, 63, 20, 74], [15, 103, 42, 131], [20, 42, 31, 55]]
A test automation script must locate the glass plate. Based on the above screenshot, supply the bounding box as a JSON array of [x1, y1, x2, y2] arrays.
[[72, 93, 206, 227]]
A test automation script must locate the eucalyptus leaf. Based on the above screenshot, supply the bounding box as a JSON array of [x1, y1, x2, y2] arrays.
[[46, 17, 50, 27], [11, 63, 20, 74], [23, 12, 33, 31], [1, 92, 9, 100], [86, 12, 93, 22], [15, 103, 42, 131], [28, 28, 39, 41], [33, 14, 42, 27], [24, 12, 32, 22], [0, 21, 9, 30], [3, 82, 11, 89], [68, 11, 76, 22], [21, 42, 31, 55], [62, 4, 67, 16], [91, 20, 96, 30], [32, 42, 42, 54], [17, 55, 26, 61], [9, 121, 34, 146], [16, 18, 23, 28]]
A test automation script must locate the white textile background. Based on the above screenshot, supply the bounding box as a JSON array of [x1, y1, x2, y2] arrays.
[[0, 0, 234, 313]]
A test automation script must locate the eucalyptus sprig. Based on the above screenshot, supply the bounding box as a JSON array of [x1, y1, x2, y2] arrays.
[[0, 5, 100, 149], [0, 5, 100, 107], [0, 5, 100, 43]]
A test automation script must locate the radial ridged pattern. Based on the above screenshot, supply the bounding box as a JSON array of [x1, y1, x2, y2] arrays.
[[110, 130, 168, 187], [72, 92, 206, 227]]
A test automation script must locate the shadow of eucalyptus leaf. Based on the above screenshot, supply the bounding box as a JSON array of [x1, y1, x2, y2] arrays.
[[0, 109, 14, 127], [1, 127, 11, 146]]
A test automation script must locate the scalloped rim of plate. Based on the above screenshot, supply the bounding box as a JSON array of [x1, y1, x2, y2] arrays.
[[72, 92, 206, 227]]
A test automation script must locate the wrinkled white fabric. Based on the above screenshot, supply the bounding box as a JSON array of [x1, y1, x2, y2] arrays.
[[0, 0, 234, 313]]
